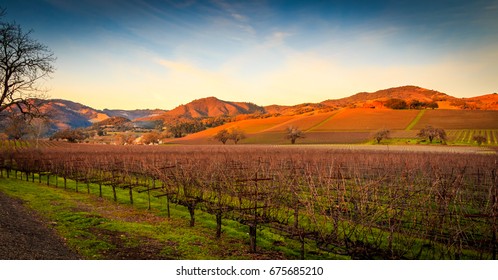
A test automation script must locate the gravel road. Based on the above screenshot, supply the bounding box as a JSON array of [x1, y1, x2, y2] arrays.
[[0, 191, 80, 260]]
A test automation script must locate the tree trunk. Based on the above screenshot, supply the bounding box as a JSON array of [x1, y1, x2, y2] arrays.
[[129, 186, 133, 205], [249, 225, 257, 253], [216, 210, 222, 239], [166, 196, 171, 218], [188, 204, 195, 227]]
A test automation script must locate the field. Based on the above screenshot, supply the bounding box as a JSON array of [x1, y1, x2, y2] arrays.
[[447, 130, 498, 145], [263, 111, 338, 132], [308, 108, 420, 131], [1, 142, 497, 259], [166, 109, 498, 145], [413, 110, 498, 129]]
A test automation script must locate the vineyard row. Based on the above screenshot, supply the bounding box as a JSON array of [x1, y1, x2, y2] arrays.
[[1, 144, 497, 259]]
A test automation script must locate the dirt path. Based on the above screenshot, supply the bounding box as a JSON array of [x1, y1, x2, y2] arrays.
[[0, 191, 80, 260]]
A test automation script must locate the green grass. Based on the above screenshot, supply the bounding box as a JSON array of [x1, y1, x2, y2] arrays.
[[367, 129, 498, 146], [0, 174, 332, 259], [1, 167, 492, 260], [368, 138, 421, 145], [405, 109, 425, 130]]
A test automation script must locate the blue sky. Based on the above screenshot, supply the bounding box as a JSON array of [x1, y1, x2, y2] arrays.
[[2, 0, 498, 109]]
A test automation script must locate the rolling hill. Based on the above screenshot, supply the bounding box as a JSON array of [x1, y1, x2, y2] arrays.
[[321, 86, 452, 108], [38, 99, 109, 130], [102, 108, 167, 120], [148, 96, 265, 121], [3, 85, 496, 142], [32, 99, 167, 130], [166, 107, 498, 145]]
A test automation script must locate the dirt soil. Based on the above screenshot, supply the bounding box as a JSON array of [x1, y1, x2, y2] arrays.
[[0, 191, 80, 260]]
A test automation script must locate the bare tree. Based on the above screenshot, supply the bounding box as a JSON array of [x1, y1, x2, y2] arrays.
[[213, 128, 230, 144], [285, 126, 304, 144], [2, 110, 30, 139], [0, 9, 55, 116], [473, 134, 486, 146], [374, 129, 390, 144], [228, 127, 246, 144], [29, 117, 51, 148], [417, 125, 447, 144]]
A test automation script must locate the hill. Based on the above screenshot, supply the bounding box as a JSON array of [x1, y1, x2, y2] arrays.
[[33, 100, 167, 131], [461, 93, 498, 110], [167, 107, 498, 145], [263, 103, 332, 116], [152, 97, 265, 121], [321, 86, 453, 108], [38, 99, 109, 130], [102, 108, 168, 120], [3, 85, 497, 137]]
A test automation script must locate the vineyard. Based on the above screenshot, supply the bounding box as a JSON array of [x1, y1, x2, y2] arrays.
[[412, 110, 498, 130], [1, 142, 497, 259], [447, 130, 498, 145]]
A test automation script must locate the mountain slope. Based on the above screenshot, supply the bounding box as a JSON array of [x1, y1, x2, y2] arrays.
[[154, 96, 265, 120], [10, 86, 496, 133], [36, 100, 169, 130], [102, 109, 168, 120], [321, 86, 452, 108], [38, 99, 109, 130], [462, 93, 498, 110]]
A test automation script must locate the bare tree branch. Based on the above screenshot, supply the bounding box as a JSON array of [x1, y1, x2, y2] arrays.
[[0, 12, 55, 118]]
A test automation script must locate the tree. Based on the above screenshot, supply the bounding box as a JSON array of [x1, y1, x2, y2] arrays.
[[409, 100, 424, 109], [168, 120, 204, 138], [213, 128, 230, 144], [473, 135, 487, 146], [426, 102, 439, 109], [436, 128, 447, 143], [385, 98, 408, 109], [417, 125, 447, 143], [114, 132, 136, 145], [29, 117, 51, 148], [2, 111, 30, 139], [374, 129, 390, 144], [286, 126, 304, 144], [228, 127, 246, 144], [50, 128, 88, 143], [0, 9, 55, 116], [141, 131, 161, 145]]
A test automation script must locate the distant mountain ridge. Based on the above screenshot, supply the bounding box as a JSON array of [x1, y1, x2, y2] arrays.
[[32, 86, 498, 130], [36, 99, 166, 131], [102, 108, 167, 120], [38, 99, 107, 130]]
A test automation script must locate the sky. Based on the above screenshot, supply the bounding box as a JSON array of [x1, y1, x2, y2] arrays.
[[2, 0, 498, 110]]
